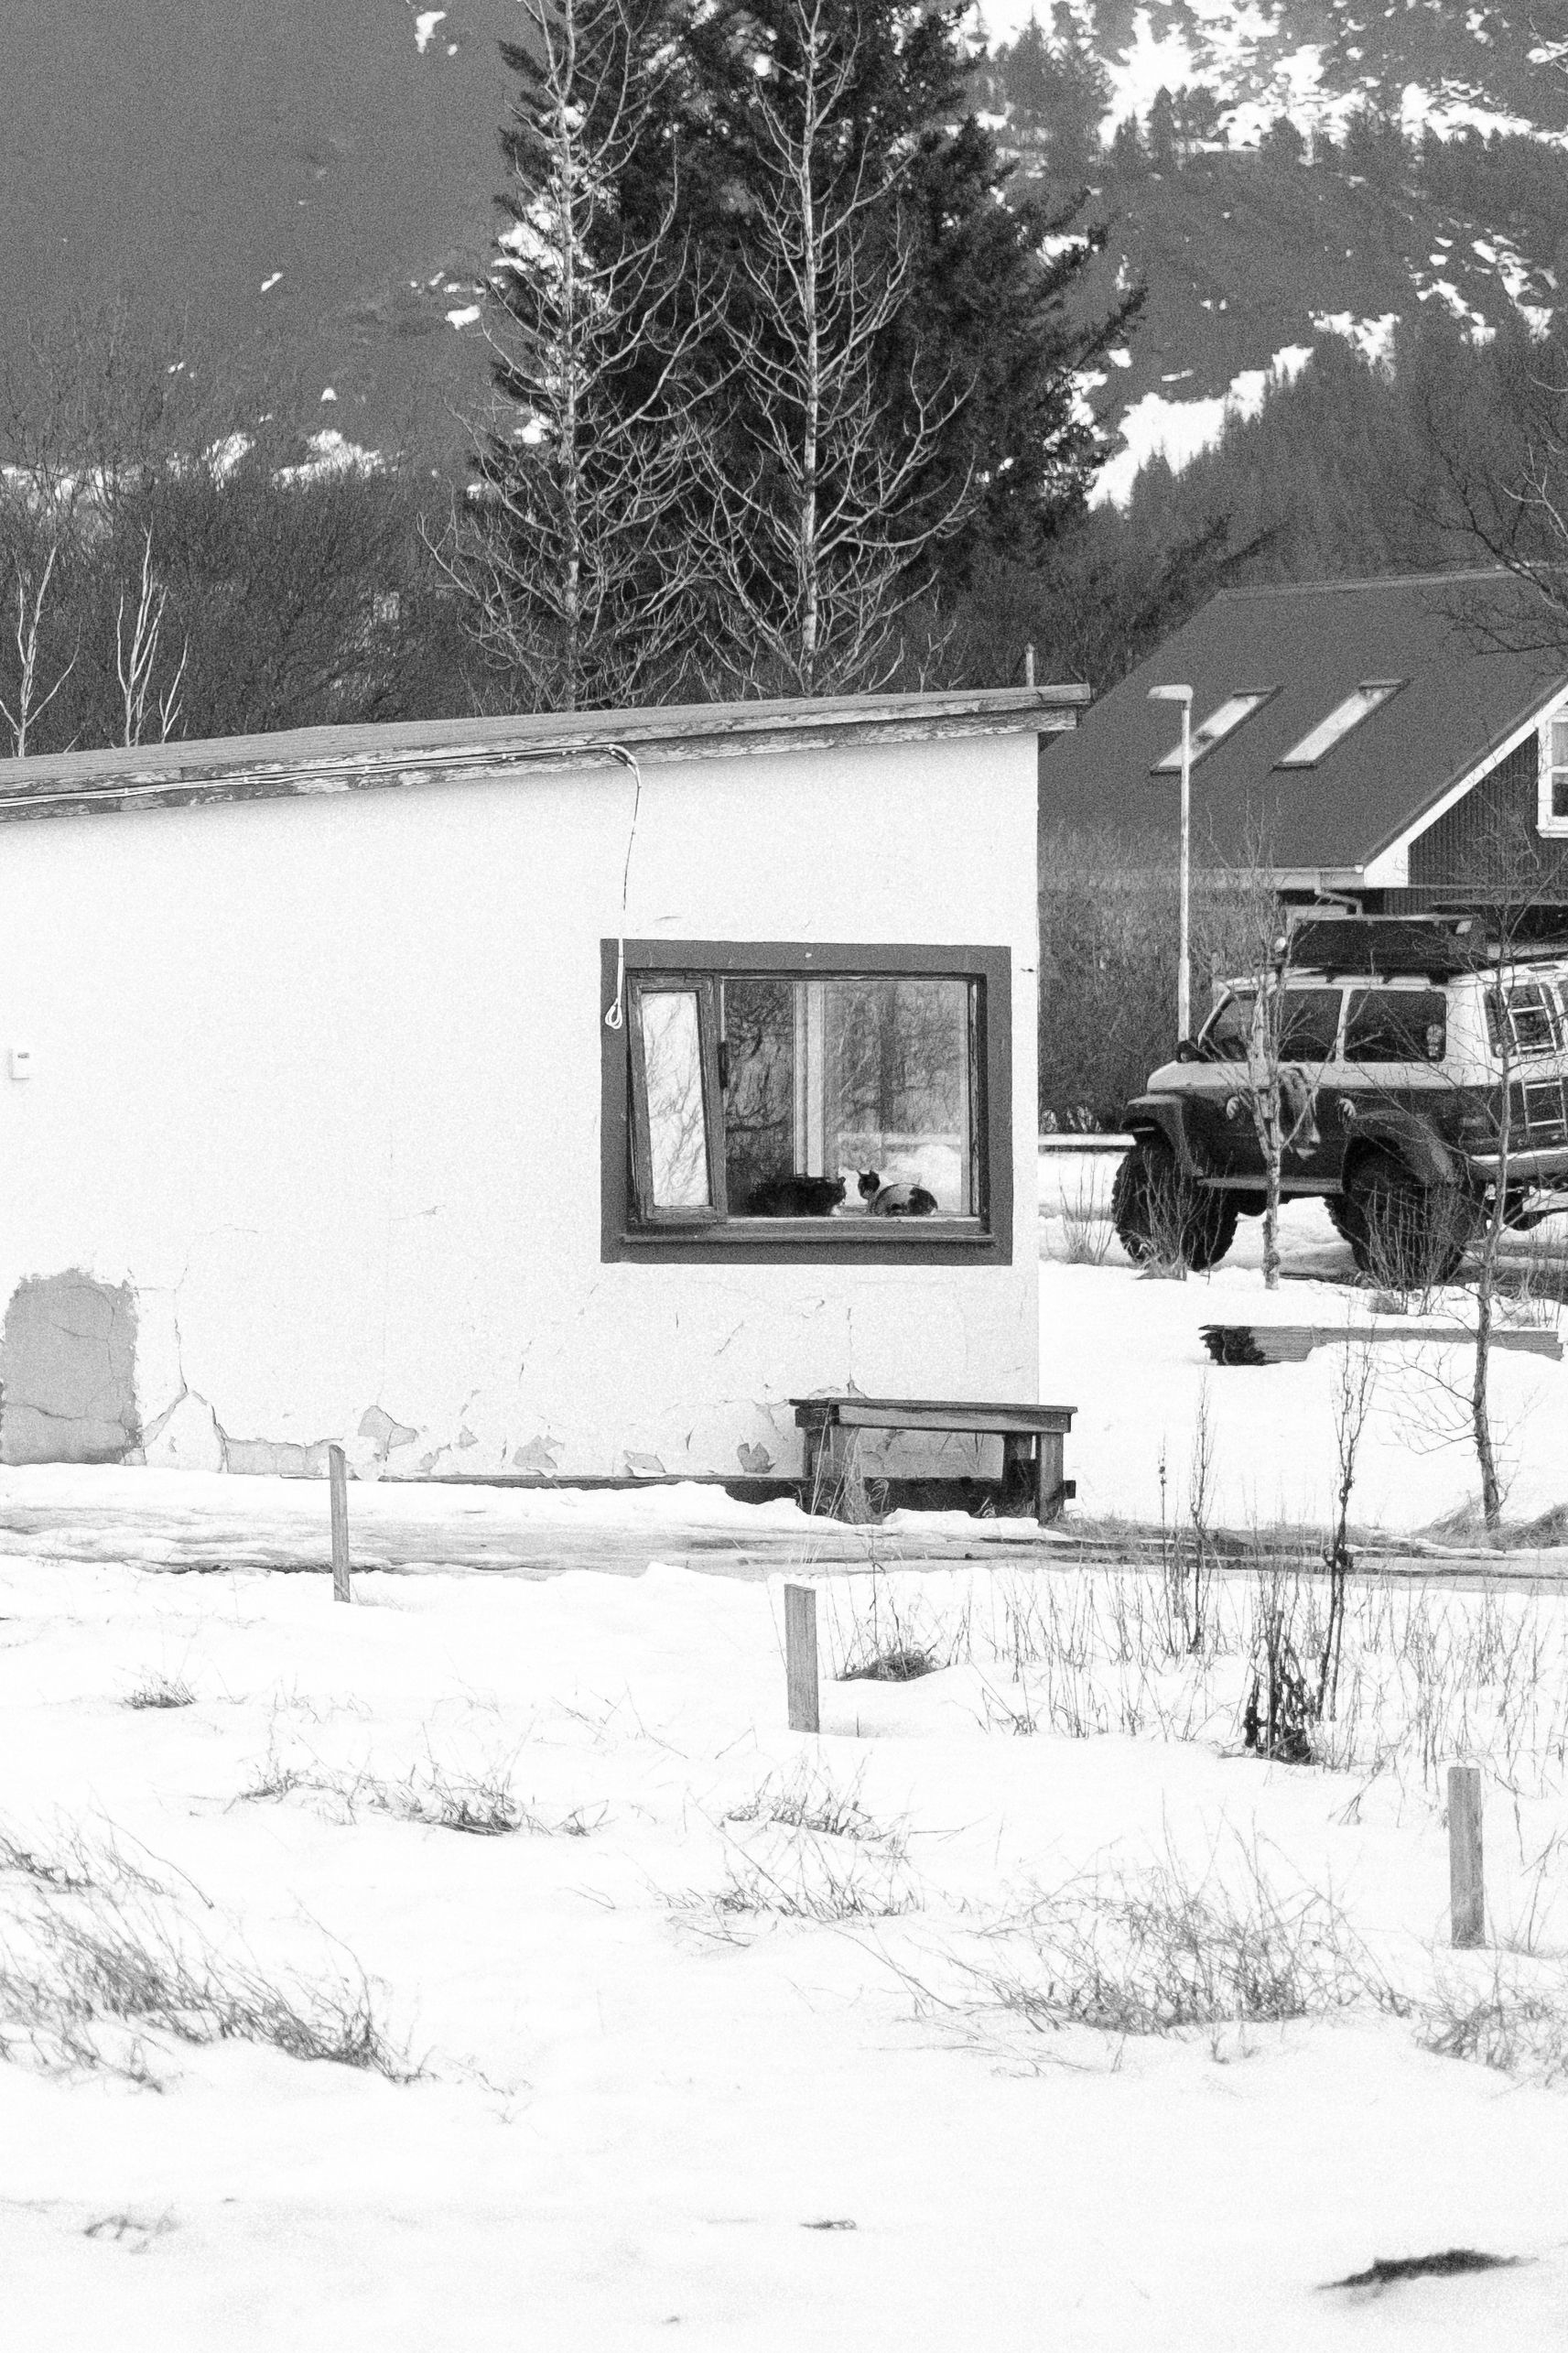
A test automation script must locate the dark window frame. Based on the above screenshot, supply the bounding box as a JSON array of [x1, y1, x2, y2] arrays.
[[600, 939, 1013, 1265]]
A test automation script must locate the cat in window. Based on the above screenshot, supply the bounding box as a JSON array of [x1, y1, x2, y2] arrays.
[[744, 1174, 848, 1216], [858, 1170, 938, 1217]]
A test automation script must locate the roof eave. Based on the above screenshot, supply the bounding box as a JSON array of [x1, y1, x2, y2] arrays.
[[0, 688, 1087, 828]]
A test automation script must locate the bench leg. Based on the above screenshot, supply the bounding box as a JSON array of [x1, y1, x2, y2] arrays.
[[1000, 1432, 1031, 1517], [804, 1423, 841, 1515], [1034, 1431, 1066, 1525]]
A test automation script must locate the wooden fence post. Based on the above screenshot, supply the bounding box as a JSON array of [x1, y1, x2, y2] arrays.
[[329, 1444, 352, 1605], [784, 1582, 819, 1733], [1448, 1763, 1484, 1948]]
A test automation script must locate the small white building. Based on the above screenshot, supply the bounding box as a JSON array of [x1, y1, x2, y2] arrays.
[[0, 688, 1081, 1484]]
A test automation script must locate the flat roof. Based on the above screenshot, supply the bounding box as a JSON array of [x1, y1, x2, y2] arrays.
[[0, 687, 1087, 827]]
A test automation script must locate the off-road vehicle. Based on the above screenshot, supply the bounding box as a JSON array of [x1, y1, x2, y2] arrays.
[[1112, 915, 1568, 1280]]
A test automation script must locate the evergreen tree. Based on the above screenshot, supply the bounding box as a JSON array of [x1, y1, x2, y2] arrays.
[[1108, 113, 1144, 176], [626, 0, 1135, 596], [1147, 86, 1177, 172], [1258, 113, 1304, 169], [457, 0, 713, 710], [996, 12, 1052, 132]]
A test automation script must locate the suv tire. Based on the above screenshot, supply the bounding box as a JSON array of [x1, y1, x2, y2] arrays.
[[1111, 1137, 1239, 1272], [1340, 1149, 1471, 1285]]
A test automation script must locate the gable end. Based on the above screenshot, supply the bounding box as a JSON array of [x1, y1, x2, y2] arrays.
[[1406, 733, 1552, 892]]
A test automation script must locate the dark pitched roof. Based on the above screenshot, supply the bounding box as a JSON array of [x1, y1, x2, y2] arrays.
[[1040, 570, 1568, 874]]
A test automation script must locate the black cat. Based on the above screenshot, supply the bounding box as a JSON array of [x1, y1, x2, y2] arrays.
[[858, 1169, 938, 1217], [744, 1173, 848, 1217]]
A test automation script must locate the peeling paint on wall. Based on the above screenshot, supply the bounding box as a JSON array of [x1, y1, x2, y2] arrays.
[[358, 1404, 419, 1464], [510, 1435, 559, 1474], [0, 1273, 139, 1464], [223, 1436, 336, 1479]]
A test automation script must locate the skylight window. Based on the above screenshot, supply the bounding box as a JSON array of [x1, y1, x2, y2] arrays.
[[1275, 681, 1404, 769], [1152, 689, 1275, 773]]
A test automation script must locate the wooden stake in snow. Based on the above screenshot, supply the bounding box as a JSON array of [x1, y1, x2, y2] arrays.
[[329, 1444, 352, 1604], [784, 1582, 819, 1733], [1448, 1763, 1484, 1947]]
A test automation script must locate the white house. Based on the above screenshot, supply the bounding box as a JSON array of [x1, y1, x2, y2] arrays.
[[0, 687, 1082, 1484]]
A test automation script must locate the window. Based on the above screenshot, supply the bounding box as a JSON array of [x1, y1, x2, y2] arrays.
[[602, 942, 1011, 1262], [1344, 988, 1447, 1063], [1201, 987, 1343, 1062], [1541, 715, 1568, 834], [1279, 988, 1346, 1062], [1275, 681, 1404, 769], [1152, 689, 1276, 773], [1486, 981, 1563, 1060]]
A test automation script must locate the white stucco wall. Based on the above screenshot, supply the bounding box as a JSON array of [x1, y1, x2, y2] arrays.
[[0, 728, 1040, 1480]]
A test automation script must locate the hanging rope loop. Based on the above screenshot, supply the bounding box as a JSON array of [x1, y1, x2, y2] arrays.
[[600, 743, 643, 1030]]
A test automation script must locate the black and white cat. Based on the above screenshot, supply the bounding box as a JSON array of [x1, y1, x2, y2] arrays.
[[858, 1169, 938, 1217]]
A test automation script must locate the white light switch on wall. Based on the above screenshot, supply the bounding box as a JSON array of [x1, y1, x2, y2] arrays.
[[9, 1047, 32, 1080]]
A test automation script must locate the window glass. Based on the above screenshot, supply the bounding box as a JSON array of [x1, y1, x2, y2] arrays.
[[1551, 720, 1568, 819], [1275, 681, 1403, 768], [1278, 988, 1345, 1062], [1152, 690, 1274, 773], [637, 990, 711, 1207], [1344, 988, 1447, 1063], [1487, 981, 1563, 1059], [722, 977, 795, 1214], [721, 975, 973, 1213], [1203, 992, 1255, 1060], [823, 978, 973, 1213], [627, 967, 984, 1230]]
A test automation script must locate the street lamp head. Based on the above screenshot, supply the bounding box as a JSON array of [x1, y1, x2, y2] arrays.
[[1147, 682, 1193, 706]]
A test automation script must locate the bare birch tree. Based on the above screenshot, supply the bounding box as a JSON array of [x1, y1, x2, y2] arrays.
[[115, 528, 188, 746], [1217, 838, 1330, 1293], [699, 0, 971, 696], [446, 0, 715, 711], [0, 542, 77, 757]]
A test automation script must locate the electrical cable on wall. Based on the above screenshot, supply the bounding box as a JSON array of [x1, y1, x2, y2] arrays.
[[600, 743, 643, 1029]]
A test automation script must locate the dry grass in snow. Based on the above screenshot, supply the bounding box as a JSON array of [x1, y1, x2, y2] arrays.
[[2, 1548, 1568, 2348]]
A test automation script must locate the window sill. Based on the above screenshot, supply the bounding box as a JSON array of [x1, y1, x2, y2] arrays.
[[606, 1218, 1010, 1266]]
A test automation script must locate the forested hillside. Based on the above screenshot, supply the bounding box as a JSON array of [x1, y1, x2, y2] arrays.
[[2, 0, 1566, 736]]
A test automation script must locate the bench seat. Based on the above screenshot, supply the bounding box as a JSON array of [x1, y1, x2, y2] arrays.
[[790, 1395, 1076, 1524]]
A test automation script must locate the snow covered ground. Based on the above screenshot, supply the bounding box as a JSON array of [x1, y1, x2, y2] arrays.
[[5, 1552, 1568, 2348], [3, 1153, 1568, 2345], [1037, 1147, 1568, 1534]]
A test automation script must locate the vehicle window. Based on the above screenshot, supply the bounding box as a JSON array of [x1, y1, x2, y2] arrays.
[[1278, 988, 1344, 1062], [1487, 982, 1563, 1060], [1344, 988, 1447, 1063], [1202, 992, 1255, 1061]]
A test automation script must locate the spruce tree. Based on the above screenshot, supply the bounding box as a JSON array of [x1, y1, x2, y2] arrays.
[[456, 0, 713, 710], [623, 0, 1134, 599]]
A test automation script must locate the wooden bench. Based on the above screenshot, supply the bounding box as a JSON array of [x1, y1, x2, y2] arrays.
[[790, 1395, 1077, 1524]]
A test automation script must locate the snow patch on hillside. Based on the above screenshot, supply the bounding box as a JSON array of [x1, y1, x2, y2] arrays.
[[1089, 342, 1313, 510], [1311, 309, 1400, 372]]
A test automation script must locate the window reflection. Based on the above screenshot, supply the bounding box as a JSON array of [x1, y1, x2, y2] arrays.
[[639, 990, 710, 1208]]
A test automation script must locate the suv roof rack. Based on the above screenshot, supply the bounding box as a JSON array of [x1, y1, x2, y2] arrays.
[[1284, 915, 1477, 980]]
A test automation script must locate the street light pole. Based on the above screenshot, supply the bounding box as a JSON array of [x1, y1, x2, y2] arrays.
[[1148, 683, 1195, 1045]]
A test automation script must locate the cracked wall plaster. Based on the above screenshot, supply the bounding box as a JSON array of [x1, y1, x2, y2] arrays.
[[0, 1274, 139, 1465], [141, 1391, 225, 1473], [223, 1436, 335, 1479]]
